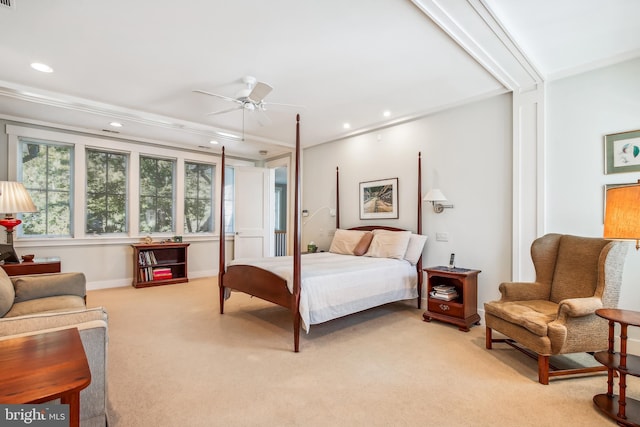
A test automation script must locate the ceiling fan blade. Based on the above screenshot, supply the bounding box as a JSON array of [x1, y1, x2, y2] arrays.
[[193, 89, 241, 104], [206, 105, 243, 116], [262, 101, 306, 110], [247, 82, 273, 103], [255, 109, 272, 127]]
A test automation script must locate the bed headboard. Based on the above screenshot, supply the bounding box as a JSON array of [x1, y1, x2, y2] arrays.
[[348, 226, 410, 232]]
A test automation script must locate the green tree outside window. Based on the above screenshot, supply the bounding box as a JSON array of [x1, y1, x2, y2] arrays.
[[184, 162, 214, 233], [139, 156, 175, 233], [86, 149, 128, 234], [19, 139, 73, 237]]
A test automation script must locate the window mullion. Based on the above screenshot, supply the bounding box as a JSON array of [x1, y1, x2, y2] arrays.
[[74, 143, 86, 238]]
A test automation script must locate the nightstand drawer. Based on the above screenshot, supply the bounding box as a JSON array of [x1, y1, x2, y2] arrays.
[[428, 299, 464, 318]]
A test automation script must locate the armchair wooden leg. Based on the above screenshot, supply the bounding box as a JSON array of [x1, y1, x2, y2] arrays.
[[538, 355, 550, 385], [486, 326, 493, 349]]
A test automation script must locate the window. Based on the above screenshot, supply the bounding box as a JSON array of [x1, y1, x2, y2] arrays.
[[224, 166, 235, 233], [139, 156, 175, 233], [19, 139, 73, 237], [184, 161, 214, 233], [86, 149, 128, 234]]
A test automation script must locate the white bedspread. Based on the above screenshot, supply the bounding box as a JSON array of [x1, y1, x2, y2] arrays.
[[228, 252, 418, 332]]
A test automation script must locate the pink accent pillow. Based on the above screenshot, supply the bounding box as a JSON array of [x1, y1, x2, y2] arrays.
[[353, 232, 374, 256]]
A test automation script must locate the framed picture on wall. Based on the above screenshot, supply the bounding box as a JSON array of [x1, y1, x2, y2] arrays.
[[359, 178, 399, 220], [605, 129, 640, 174]]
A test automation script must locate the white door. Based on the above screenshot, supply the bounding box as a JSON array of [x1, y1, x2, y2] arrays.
[[233, 166, 273, 259]]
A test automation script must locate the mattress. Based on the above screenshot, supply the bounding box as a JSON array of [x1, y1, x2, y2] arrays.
[[229, 252, 418, 331]]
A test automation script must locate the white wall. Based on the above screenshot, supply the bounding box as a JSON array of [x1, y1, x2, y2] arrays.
[[547, 57, 640, 347], [302, 94, 513, 310], [303, 57, 640, 349]]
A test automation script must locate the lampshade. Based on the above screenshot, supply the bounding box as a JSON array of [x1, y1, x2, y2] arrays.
[[604, 181, 640, 249], [423, 189, 448, 202], [0, 181, 37, 214]]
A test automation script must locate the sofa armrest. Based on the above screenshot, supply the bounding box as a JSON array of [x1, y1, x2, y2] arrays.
[[0, 306, 105, 337], [0, 307, 109, 426], [11, 272, 86, 303], [498, 281, 550, 301], [557, 297, 603, 319]]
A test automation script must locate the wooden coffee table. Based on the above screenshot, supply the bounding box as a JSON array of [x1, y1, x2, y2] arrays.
[[0, 328, 91, 427]]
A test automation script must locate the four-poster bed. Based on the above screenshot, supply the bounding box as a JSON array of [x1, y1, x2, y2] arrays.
[[218, 115, 425, 351]]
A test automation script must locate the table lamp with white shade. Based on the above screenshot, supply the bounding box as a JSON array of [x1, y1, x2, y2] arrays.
[[0, 181, 37, 263]]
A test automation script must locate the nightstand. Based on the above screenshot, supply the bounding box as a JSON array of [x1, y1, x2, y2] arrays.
[[422, 266, 481, 332]]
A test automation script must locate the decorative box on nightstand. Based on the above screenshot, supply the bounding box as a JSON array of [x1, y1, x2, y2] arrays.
[[422, 266, 481, 332]]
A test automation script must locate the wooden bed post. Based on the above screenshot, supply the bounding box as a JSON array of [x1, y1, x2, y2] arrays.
[[293, 114, 302, 352], [336, 166, 340, 230], [218, 146, 226, 314], [416, 152, 423, 309]]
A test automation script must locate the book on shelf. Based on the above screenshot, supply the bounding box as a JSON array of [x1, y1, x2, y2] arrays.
[[432, 284, 456, 293], [430, 290, 459, 301], [152, 267, 173, 280], [138, 251, 158, 266]]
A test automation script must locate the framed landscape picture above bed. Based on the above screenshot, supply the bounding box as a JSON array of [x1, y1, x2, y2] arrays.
[[359, 177, 399, 219]]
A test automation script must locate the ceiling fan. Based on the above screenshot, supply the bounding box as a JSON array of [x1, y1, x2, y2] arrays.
[[194, 76, 300, 127]]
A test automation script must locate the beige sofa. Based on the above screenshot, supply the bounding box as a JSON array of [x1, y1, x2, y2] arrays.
[[0, 268, 108, 426], [0, 269, 86, 318]]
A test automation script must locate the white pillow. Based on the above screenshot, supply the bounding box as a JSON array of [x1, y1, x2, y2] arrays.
[[329, 229, 368, 255], [404, 234, 428, 265], [364, 230, 412, 260]]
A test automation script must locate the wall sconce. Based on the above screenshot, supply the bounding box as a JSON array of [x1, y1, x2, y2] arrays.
[[302, 206, 336, 225], [423, 189, 454, 214]]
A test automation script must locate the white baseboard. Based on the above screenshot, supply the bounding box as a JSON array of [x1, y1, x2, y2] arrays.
[[86, 269, 218, 291], [87, 278, 131, 290]]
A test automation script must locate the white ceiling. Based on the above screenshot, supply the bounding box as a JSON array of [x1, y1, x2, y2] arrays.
[[0, 0, 638, 160]]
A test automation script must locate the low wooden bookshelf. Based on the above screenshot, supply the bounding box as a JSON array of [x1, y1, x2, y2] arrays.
[[131, 243, 189, 288]]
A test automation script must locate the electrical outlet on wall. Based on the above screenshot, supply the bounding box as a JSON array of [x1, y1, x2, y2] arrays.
[[436, 232, 449, 242]]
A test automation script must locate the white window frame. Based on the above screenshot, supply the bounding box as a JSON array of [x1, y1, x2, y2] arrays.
[[5, 124, 249, 247]]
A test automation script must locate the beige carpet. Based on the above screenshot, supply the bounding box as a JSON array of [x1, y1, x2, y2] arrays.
[[87, 278, 629, 427]]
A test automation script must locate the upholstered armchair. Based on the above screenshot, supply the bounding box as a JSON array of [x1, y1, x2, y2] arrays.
[[484, 234, 628, 384]]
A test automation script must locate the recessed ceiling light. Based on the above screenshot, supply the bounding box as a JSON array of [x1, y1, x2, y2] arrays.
[[109, 122, 123, 128], [30, 62, 53, 73], [209, 140, 219, 145], [383, 110, 391, 117], [343, 123, 351, 129]]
